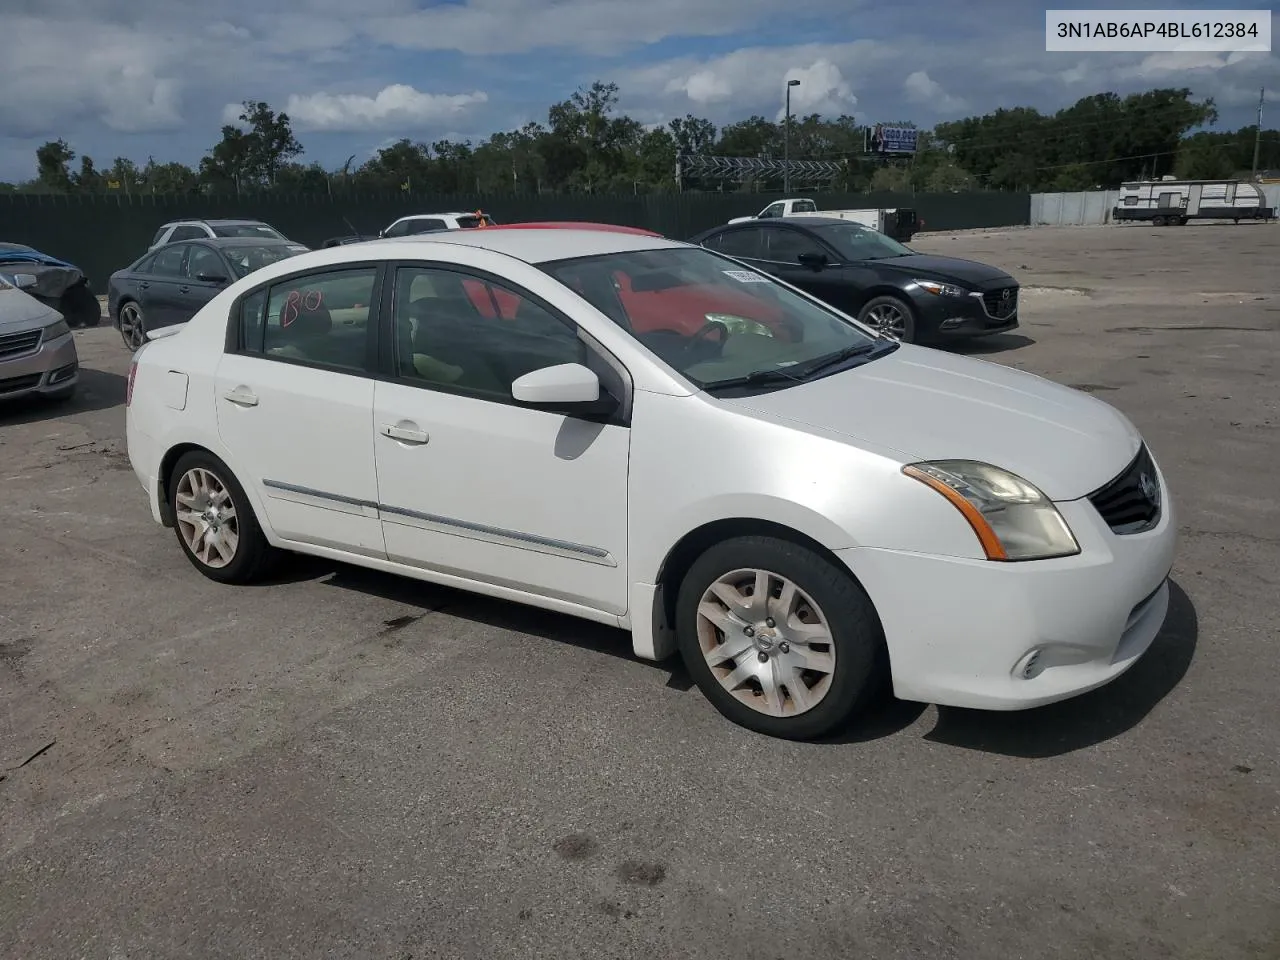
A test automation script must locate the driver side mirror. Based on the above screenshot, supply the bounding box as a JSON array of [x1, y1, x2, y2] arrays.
[[11, 273, 37, 290], [197, 272, 229, 284], [511, 363, 619, 419], [797, 252, 828, 271]]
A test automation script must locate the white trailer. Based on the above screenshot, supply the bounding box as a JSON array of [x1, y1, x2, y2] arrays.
[[1112, 178, 1275, 226]]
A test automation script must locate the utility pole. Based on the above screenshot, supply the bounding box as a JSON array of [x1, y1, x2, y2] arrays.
[[1251, 87, 1265, 179], [784, 79, 800, 193]]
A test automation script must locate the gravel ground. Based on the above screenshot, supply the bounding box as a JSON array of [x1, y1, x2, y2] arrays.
[[2, 223, 1278, 960]]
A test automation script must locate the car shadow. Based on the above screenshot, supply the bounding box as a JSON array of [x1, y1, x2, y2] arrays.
[[921, 579, 1197, 758], [0, 367, 126, 425], [270, 554, 698, 688], [260, 559, 1195, 755], [943, 333, 1036, 355]]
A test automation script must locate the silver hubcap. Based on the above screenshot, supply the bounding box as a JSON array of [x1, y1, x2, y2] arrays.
[[696, 568, 836, 717], [864, 303, 907, 339], [120, 305, 145, 350], [175, 468, 239, 568]]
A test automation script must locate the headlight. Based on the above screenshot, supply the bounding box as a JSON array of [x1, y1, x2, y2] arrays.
[[903, 460, 1080, 561], [913, 279, 968, 298], [43, 317, 71, 340]]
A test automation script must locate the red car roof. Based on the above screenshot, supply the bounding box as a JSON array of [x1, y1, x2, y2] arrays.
[[483, 221, 662, 237]]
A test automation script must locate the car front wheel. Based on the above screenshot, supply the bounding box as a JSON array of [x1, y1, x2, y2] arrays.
[[169, 450, 277, 584], [857, 295, 917, 343], [675, 535, 886, 740]]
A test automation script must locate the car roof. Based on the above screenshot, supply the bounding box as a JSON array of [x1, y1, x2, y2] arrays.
[[187, 237, 297, 248], [397, 212, 487, 220], [486, 222, 661, 237], [163, 218, 271, 227], [364, 228, 683, 264]]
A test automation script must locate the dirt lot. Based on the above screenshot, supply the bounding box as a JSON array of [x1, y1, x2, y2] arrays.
[[2, 224, 1278, 959]]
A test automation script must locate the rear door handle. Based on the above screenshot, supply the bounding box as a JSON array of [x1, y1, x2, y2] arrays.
[[222, 386, 259, 407], [381, 423, 429, 444]]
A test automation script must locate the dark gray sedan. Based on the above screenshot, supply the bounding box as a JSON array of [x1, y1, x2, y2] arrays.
[[107, 237, 308, 350]]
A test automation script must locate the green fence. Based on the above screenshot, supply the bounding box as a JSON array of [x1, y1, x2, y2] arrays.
[[0, 190, 1030, 291]]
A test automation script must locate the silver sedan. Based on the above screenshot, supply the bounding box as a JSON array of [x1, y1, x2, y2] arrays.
[[0, 271, 79, 402]]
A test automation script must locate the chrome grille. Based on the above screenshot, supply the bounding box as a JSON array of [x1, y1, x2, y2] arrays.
[[1088, 445, 1162, 534], [0, 329, 42, 359], [982, 286, 1019, 319]]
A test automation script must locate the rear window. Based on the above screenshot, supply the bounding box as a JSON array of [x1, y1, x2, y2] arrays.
[[792, 199, 817, 213], [456, 215, 496, 229], [212, 223, 286, 241]]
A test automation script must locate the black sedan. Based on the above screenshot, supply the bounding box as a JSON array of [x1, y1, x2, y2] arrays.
[[108, 237, 307, 350], [687, 217, 1019, 344]]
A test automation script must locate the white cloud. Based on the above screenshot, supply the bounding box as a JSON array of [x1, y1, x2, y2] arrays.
[[0, 17, 185, 136], [279, 86, 488, 132], [903, 70, 966, 113], [620, 35, 1277, 129], [777, 60, 857, 120], [357, 0, 854, 56]]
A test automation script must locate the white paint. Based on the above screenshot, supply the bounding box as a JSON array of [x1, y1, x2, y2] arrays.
[[125, 228, 1178, 720]]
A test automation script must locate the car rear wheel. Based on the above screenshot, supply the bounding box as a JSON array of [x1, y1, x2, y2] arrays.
[[675, 535, 886, 740], [169, 450, 277, 584], [857, 295, 916, 343], [119, 302, 146, 351]]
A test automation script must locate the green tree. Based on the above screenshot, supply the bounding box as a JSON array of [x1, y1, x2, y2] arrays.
[[35, 139, 76, 192]]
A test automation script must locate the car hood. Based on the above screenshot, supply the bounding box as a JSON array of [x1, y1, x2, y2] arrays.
[[0, 286, 60, 330], [718, 345, 1141, 501], [867, 254, 1013, 289]]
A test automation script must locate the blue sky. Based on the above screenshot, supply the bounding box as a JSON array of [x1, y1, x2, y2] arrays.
[[0, 0, 1275, 181]]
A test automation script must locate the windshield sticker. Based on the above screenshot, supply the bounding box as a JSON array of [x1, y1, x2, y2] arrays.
[[722, 269, 770, 283]]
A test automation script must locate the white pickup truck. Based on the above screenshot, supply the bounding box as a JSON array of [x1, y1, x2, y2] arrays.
[[727, 198, 922, 241]]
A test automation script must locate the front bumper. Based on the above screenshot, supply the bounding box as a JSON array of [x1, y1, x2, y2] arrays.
[[838, 474, 1177, 711], [0, 330, 79, 399], [913, 286, 1020, 341]]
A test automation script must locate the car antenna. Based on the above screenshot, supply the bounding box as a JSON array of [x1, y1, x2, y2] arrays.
[[341, 215, 361, 236]]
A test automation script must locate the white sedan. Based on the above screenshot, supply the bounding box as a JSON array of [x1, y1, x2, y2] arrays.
[[125, 227, 1176, 739]]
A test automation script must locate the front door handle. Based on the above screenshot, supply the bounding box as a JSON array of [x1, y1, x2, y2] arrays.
[[222, 386, 259, 407], [137, 281, 150, 289], [381, 423, 429, 444], [179, 285, 190, 294]]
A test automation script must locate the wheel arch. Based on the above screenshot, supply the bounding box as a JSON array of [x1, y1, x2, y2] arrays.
[[645, 516, 880, 661], [156, 442, 209, 527]]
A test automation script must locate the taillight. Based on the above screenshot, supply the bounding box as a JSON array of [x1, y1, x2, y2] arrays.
[[126, 360, 138, 406]]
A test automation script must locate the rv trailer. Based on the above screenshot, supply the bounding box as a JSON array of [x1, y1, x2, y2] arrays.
[[1113, 177, 1275, 226]]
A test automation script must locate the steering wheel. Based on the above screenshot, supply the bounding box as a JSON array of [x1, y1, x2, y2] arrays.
[[684, 319, 730, 353]]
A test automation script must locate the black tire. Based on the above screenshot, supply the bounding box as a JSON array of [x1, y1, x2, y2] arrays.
[[118, 301, 146, 351], [675, 535, 887, 740], [856, 294, 918, 343], [1178, 217, 1189, 226], [168, 450, 278, 584], [60, 283, 101, 328], [1153, 215, 1167, 226]]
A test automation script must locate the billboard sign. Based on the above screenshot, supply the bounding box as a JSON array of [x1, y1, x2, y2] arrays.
[[868, 124, 918, 154]]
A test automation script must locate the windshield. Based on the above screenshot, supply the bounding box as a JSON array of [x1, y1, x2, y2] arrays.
[[222, 244, 301, 278], [457, 215, 496, 228], [212, 223, 286, 241], [811, 222, 912, 261], [542, 247, 888, 391]]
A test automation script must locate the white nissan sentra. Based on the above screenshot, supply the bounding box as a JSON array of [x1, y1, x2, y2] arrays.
[[125, 227, 1176, 739]]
